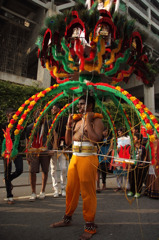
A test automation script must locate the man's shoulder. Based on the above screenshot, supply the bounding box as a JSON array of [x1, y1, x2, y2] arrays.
[[93, 117, 103, 124]]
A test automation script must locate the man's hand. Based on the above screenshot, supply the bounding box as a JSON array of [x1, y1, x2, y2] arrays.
[[67, 114, 73, 127], [86, 112, 94, 121]]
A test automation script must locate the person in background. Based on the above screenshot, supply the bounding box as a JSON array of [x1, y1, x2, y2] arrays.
[[114, 128, 130, 192], [49, 103, 68, 198], [1, 109, 23, 204], [97, 127, 113, 192], [26, 117, 50, 201], [128, 133, 147, 198], [132, 126, 140, 135], [145, 131, 159, 199]]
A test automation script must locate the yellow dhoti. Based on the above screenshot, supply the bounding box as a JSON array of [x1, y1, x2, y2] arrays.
[[65, 150, 98, 233]]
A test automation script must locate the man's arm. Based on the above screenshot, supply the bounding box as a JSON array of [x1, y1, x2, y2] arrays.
[[65, 114, 73, 146], [86, 113, 104, 142]]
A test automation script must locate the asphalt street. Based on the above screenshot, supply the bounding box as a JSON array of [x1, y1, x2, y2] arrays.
[[0, 160, 159, 240]]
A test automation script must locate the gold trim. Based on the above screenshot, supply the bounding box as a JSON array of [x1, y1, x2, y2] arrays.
[[72, 145, 97, 153]]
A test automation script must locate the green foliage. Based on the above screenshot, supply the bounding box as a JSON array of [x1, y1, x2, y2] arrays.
[[96, 100, 139, 130], [0, 80, 43, 124]]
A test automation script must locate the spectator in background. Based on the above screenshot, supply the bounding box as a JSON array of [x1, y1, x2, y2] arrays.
[[145, 131, 159, 199], [114, 128, 130, 192], [1, 109, 23, 204], [26, 117, 50, 201], [97, 128, 113, 192], [128, 133, 147, 198], [132, 126, 140, 135], [49, 103, 68, 198]]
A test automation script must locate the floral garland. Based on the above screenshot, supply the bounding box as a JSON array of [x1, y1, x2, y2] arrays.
[[13, 84, 59, 136], [27, 92, 64, 149], [46, 98, 79, 146], [115, 85, 158, 164]]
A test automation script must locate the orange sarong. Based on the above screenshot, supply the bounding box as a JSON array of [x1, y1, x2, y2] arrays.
[[65, 154, 98, 225]]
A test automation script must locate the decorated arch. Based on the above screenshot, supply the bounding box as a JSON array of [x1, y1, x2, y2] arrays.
[[2, 0, 159, 168]]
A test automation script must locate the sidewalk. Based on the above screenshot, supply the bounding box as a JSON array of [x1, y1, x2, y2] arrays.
[[0, 161, 159, 240]]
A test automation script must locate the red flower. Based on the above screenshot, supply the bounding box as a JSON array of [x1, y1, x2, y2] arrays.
[[144, 118, 150, 123], [133, 99, 139, 105], [16, 111, 21, 116], [139, 109, 144, 113], [34, 97, 40, 102], [42, 90, 47, 95], [21, 114, 27, 119], [141, 104, 146, 108], [152, 119, 158, 124], [147, 111, 152, 115], [17, 124, 24, 130], [147, 129, 153, 135], [28, 105, 33, 110], [10, 119, 16, 124], [126, 94, 132, 98]]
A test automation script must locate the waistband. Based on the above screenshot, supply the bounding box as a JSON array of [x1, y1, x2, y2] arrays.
[[72, 144, 97, 156], [73, 141, 94, 147]]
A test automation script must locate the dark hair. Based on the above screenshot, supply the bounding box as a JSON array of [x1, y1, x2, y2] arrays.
[[79, 95, 95, 110], [134, 133, 143, 142], [117, 127, 123, 132], [6, 108, 16, 115], [134, 126, 140, 132], [104, 126, 108, 131], [54, 102, 62, 109], [103, 127, 112, 138]]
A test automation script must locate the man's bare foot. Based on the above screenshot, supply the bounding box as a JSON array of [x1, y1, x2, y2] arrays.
[[79, 232, 95, 240], [50, 220, 72, 228], [50, 215, 72, 228]]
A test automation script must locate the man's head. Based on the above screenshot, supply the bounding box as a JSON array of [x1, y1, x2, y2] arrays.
[[133, 133, 143, 145], [78, 95, 95, 114], [132, 126, 140, 134], [51, 103, 62, 115], [117, 128, 123, 137], [103, 128, 108, 137], [6, 108, 16, 121]]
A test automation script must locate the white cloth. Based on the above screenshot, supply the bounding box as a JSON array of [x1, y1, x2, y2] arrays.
[[117, 136, 130, 147], [73, 141, 95, 156], [149, 165, 156, 175], [50, 153, 67, 191], [117, 175, 130, 190]]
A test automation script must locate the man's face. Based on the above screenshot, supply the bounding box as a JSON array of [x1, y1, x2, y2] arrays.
[[77, 100, 86, 114], [103, 129, 108, 137], [7, 112, 15, 121], [51, 105, 59, 115], [133, 136, 139, 145], [118, 130, 122, 137]]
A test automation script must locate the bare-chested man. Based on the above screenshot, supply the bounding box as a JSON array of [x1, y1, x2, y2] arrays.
[[50, 95, 104, 240]]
